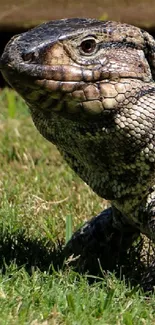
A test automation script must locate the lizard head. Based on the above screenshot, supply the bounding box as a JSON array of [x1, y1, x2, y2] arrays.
[[0, 18, 155, 119]]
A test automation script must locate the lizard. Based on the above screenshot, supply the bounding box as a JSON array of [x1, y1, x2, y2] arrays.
[[0, 18, 155, 271]]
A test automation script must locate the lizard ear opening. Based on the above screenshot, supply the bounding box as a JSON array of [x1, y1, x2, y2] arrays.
[[143, 30, 155, 80]]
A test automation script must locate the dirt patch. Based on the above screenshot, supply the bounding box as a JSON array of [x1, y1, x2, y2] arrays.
[[0, 0, 155, 30]]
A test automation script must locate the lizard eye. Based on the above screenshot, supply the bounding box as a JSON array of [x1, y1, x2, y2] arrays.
[[80, 38, 96, 55]]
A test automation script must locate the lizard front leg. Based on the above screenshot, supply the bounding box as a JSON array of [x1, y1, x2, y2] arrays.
[[64, 207, 139, 274]]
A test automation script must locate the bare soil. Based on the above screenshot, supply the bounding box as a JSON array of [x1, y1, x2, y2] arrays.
[[0, 0, 155, 30]]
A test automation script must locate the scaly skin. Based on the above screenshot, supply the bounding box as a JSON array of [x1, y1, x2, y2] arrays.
[[0, 18, 155, 269]]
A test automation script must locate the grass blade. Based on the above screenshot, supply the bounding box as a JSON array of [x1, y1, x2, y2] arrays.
[[65, 215, 72, 244]]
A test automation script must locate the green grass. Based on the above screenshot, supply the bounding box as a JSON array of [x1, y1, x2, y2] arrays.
[[0, 88, 154, 324]]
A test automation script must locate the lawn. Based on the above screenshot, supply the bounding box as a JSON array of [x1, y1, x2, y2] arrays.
[[0, 88, 154, 324]]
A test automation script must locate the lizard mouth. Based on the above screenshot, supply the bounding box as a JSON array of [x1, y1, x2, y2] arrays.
[[0, 51, 144, 119], [0, 50, 119, 116], [0, 60, 143, 119]]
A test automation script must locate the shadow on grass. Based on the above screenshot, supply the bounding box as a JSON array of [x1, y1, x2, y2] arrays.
[[0, 230, 64, 273], [0, 230, 154, 292]]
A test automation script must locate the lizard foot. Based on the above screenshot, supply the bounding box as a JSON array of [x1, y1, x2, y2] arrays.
[[64, 207, 139, 275]]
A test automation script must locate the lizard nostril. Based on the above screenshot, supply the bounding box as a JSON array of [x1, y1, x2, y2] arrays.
[[22, 51, 39, 63]]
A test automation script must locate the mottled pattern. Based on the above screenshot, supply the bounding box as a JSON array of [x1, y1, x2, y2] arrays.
[[0, 19, 155, 256]]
